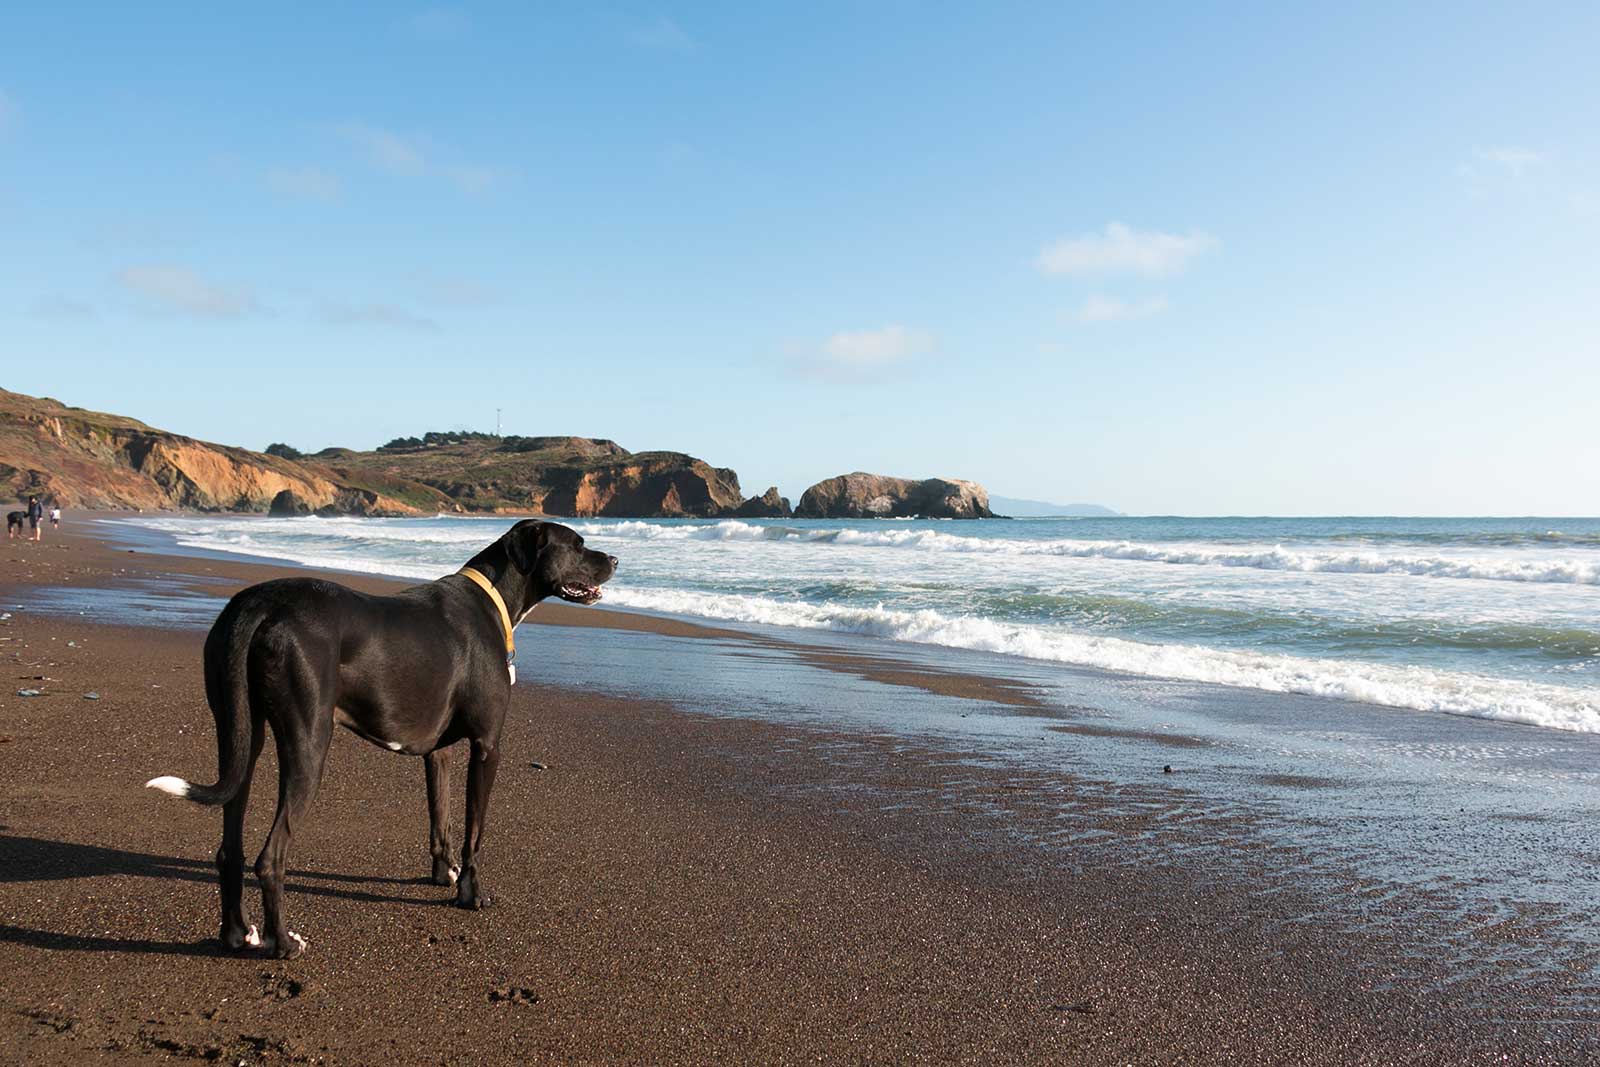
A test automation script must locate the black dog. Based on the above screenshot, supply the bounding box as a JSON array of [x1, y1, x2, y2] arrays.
[[146, 520, 616, 958], [6, 511, 23, 538]]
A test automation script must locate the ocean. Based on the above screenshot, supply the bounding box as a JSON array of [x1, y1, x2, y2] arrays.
[[124, 514, 1600, 734]]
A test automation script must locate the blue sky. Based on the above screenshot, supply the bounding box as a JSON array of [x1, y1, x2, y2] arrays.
[[2, 3, 1597, 514]]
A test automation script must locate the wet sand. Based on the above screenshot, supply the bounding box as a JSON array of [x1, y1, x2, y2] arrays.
[[1, 516, 1595, 1064]]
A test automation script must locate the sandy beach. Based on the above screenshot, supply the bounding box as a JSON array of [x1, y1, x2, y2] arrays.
[[1, 515, 1596, 1065]]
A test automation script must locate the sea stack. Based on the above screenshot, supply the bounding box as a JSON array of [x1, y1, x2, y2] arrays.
[[794, 472, 993, 519]]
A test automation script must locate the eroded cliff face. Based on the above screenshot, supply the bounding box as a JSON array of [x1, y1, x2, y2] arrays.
[[0, 390, 428, 514], [0, 388, 755, 518], [794, 472, 993, 519], [533, 455, 746, 517], [120, 437, 338, 511]]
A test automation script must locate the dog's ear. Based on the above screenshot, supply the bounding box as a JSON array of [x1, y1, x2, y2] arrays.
[[505, 520, 548, 573]]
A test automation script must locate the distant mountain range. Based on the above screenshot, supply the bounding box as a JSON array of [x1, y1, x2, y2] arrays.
[[989, 495, 1120, 517]]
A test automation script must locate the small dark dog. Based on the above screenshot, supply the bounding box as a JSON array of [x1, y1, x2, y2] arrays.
[[6, 512, 24, 538], [147, 519, 617, 958]]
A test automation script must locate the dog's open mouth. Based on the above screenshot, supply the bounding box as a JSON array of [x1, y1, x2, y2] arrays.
[[557, 583, 603, 605]]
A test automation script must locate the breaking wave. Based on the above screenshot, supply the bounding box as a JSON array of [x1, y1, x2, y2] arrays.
[[603, 587, 1600, 734], [570, 521, 1600, 586]]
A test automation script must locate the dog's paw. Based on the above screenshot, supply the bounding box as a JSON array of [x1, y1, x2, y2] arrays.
[[430, 857, 459, 887], [221, 923, 255, 952], [259, 929, 308, 960], [453, 884, 492, 910]]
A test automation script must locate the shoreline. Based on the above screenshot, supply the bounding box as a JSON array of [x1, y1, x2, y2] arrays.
[[101, 510, 1600, 738], [2, 515, 1598, 1062]]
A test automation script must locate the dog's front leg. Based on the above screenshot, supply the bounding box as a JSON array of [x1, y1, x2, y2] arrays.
[[453, 738, 500, 909], [424, 748, 458, 886]]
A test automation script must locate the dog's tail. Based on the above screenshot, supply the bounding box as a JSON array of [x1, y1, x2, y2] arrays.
[[146, 597, 262, 806]]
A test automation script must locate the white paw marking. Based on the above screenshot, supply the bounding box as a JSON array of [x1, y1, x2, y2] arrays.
[[257, 929, 309, 955], [244, 924, 262, 948], [145, 775, 191, 798], [386, 741, 403, 751], [448, 865, 461, 885]]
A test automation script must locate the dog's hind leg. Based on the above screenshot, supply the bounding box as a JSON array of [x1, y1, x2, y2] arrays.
[[424, 748, 458, 886], [217, 715, 266, 951], [453, 739, 501, 910], [254, 710, 330, 959]]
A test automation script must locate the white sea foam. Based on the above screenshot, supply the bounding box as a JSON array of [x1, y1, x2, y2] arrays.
[[144, 516, 1600, 587], [567, 521, 1600, 586], [115, 514, 1600, 735], [603, 587, 1600, 734]]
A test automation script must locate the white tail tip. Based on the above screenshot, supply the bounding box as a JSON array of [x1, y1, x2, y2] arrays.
[[145, 775, 192, 798]]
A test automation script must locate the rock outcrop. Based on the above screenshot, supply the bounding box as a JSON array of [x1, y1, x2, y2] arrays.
[[536, 455, 745, 518], [0, 388, 759, 519], [1, 389, 441, 516], [732, 487, 792, 518], [339, 438, 749, 518], [794, 472, 993, 519]]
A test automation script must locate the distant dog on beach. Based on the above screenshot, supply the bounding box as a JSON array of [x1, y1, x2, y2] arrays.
[[6, 512, 23, 538], [145, 520, 617, 959]]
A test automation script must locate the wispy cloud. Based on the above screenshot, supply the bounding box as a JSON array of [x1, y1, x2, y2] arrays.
[[1037, 222, 1217, 278], [400, 7, 469, 40], [1456, 145, 1594, 216], [627, 15, 697, 51], [1073, 294, 1169, 323], [28, 294, 96, 320], [788, 324, 933, 384], [267, 165, 341, 201], [317, 300, 440, 332], [118, 265, 258, 317], [336, 122, 428, 175], [331, 121, 506, 193], [1474, 146, 1547, 178]]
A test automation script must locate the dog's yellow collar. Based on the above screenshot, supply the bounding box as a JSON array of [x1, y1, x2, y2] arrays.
[[458, 567, 516, 657]]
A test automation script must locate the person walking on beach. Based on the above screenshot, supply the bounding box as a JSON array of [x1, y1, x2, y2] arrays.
[[26, 495, 43, 541], [50, 504, 60, 530]]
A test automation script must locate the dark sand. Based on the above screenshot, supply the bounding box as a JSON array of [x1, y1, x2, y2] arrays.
[[1, 516, 1593, 1064]]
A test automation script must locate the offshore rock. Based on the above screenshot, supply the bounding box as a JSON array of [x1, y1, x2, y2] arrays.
[[732, 486, 792, 518], [794, 472, 993, 520]]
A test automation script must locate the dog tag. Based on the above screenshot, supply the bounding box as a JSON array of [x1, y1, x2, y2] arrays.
[[508, 663, 516, 685]]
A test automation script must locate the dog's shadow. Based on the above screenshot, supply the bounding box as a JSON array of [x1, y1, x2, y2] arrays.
[[0, 833, 447, 958]]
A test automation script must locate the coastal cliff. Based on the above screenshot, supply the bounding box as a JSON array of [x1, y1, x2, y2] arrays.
[[795, 472, 994, 519], [0, 389, 437, 515], [0, 388, 778, 518], [3, 389, 1005, 520], [340, 434, 752, 517]]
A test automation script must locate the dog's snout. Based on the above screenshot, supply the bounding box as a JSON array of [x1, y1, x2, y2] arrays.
[[606, 554, 619, 570]]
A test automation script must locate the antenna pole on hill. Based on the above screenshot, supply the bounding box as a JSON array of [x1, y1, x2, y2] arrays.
[[495, 408, 502, 437]]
